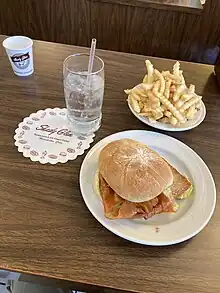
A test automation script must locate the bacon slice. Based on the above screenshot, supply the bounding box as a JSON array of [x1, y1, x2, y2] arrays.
[[99, 174, 178, 220]]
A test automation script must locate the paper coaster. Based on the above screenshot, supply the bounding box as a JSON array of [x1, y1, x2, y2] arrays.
[[14, 108, 95, 164]]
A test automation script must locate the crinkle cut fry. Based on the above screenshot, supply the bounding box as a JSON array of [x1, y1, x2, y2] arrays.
[[124, 59, 203, 126]]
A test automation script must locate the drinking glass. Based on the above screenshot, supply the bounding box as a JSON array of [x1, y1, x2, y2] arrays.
[[63, 53, 104, 135]]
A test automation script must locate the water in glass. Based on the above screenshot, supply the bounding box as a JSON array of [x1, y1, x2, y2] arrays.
[[64, 72, 104, 135]]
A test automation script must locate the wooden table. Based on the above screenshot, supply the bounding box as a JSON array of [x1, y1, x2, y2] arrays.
[[0, 35, 220, 293]]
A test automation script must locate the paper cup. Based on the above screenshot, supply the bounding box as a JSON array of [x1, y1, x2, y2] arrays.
[[3, 36, 34, 76]]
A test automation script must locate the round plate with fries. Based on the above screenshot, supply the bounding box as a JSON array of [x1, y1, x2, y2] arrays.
[[128, 99, 206, 131], [125, 60, 206, 131]]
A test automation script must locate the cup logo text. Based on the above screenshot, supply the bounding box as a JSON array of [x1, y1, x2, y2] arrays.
[[11, 52, 30, 70]]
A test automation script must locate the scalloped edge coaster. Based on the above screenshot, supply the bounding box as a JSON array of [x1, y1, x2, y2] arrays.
[[14, 108, 95, 164]]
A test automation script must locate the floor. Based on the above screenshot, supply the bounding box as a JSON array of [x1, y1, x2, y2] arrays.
[[0, 281, 66, 293], [0, 281, 86, 293], [0, 270, 86, 293]]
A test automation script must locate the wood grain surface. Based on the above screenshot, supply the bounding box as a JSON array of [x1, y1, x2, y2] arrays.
[[0, 0, 219, 65], [0, 35, 220, 293], [89, 0, 220, 64]]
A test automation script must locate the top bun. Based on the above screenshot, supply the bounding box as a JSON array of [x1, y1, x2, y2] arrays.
[[98, 139, 173, 202]]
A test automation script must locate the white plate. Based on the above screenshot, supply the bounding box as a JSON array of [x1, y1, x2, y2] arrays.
[[128, 101, 206, 131], [80, 130, 216, 246]]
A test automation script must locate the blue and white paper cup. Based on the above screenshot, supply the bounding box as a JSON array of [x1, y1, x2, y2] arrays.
[[3, 36, 34, 76]]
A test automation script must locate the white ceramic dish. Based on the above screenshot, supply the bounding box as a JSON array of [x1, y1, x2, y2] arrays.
[[128, 101, 206, 131], [80, 130, 216, 246]]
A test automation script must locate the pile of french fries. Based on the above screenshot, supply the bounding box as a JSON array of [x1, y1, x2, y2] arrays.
[[125, 60, 203, 126]]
